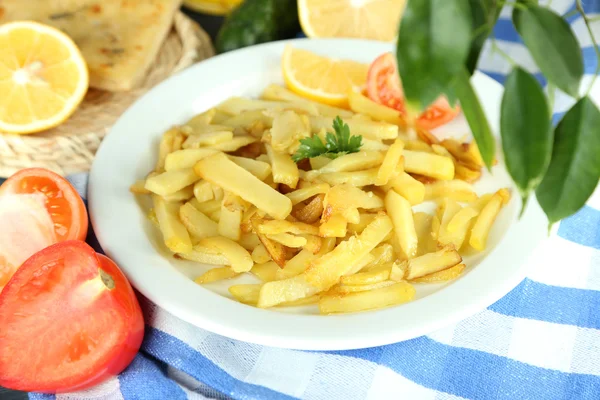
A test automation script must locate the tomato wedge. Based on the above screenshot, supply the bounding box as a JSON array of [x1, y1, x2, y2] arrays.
[[0, 241, 144, 393], [366, 52, 461, 130], [0, 168, 88, 291], [0, 168, 88, 241]]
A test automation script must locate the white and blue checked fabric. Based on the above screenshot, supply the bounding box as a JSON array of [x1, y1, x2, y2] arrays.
[[26, 1, 600, 398]]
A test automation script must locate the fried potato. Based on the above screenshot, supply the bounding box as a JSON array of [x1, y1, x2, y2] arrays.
[[203, 136, 258, 152], [323, 184, 384, 224], [177, 245, 230, 266], [440, 139, 485, 170], [221, 110, 274, 130], [193, 198, 221, 215], [285, 183, 329, 205], [317, 151, 384, 173], [229, 284, 262, 305], [196, 153, 292, 220], [193, 180, 214, 202], [238, 232, 261, 251], [267, 233, 307, 248], [257, 220, 319, 236], [376, 139, 404, 186], [329, 280, 396, 294], [163, 185, 194, 202], [268, 110, 311, 152], [309, 116, 398, 140], [198, 237, 253, 273], [309, 156, 332, 170], [340, 264, 391, 285], [404, 140, 433, 153], [361, 138, 390, 151], [185, 108, 216, 126], [251, 261, 280, 282], [319, 281, 415, 314], [145, 168, 200, 196], [219, 207, 242, 241], [383, 172, 425, 205], [385, 191, 417, 259], [195, 267, 239, 284], [424, 180, 478, 203], [156, 127, 180, 172], [470, 189, 510, 251], [257, 274, 320, 308], [153, 195, 192, 253], [411, 263, 465, 283], [179, 202, 219, 239], [389, 261, 406, 281], [130, 179, 151, 194], [251, 219, 287, 267], [344, 253, 377, 276], [319, 214, 348, 237], [266, 144, 299, 188], [293, 194, 325, 224], [413, 212, 436, 256], [437, 199, 470, 249], [402, 246, 462, 280], [306, 215, 393, 290], [364, 243, 395, 270], [455, 163, 482, 183], [347, 213, 377, 234], [228, 156, 272, 181], [277, 294, 321, 307], [217, 97, 319, 116], [348, 91, 406, 126], [261, 84, 353, 117], [251, 244, 271, 264], [312, 168, 379, 187], [182, 131, 234, 148], [403, 150, 455, 180], [447, 207, 479, 233]]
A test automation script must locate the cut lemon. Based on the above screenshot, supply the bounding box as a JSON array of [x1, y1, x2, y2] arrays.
[[282, 46, 368, 107], [298, 0, 406, 42], [0, 21, 89, 135], [182, 0, 244, 15]]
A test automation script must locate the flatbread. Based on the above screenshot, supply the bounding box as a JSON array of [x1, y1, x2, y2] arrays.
[[0, 0, 182, 91]]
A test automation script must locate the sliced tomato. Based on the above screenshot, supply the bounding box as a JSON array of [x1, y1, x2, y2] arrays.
[[366, 52, 460, 130], [0, 168, 88, 291], [416, 96, 461, 130], [0, 168, 88, 241], [0, 241, 144, 393]]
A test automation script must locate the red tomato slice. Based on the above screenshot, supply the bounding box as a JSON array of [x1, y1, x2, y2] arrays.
[[416, 96, 461, 130], [366, 52, 460, 130], [0, 241, 144, 393], [0, 168, 88, 241]]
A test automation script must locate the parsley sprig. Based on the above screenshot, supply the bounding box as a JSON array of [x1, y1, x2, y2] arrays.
[[291, 116, 363, 162]]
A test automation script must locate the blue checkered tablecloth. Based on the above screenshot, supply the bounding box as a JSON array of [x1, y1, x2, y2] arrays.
[[13, 1, 600, 398]]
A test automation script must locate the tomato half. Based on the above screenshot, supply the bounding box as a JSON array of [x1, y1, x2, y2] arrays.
[[366, 52, 461, 130], [0, 168, 88, 291], [0, 241, 144, 393], [0, 168, 88, 241]]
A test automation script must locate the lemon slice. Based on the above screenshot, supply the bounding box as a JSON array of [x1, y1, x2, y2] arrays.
[[282, 46, 368, 107], [0, 21, 89, 135], [298, 0, 406, 42], [183, 0, 243, 15]]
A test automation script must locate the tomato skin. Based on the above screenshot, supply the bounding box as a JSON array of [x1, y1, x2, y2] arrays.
[[0, 241, 144, 393], [0, 168, 88, 242], [366, 52, 460, 130]]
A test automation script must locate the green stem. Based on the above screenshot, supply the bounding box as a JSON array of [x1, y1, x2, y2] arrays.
[[576, 0, 600, 96], [547, 83, 556, 114], [491, 39, 519, 66]]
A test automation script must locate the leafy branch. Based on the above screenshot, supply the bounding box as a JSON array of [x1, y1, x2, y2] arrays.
[[396, 0, 600, 227], [291, 117, 362, 162]]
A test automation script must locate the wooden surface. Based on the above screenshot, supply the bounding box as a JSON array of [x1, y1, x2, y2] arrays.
[[0, 9, 223, 400]]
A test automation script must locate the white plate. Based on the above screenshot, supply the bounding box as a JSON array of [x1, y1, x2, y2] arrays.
[[89, 39, 547, 350]]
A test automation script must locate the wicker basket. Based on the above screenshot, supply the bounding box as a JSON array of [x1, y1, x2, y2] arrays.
[[0, 12, 214, 178]]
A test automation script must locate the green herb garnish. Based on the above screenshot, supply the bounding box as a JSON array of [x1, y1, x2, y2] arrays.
[[292, 116, 362, 162]]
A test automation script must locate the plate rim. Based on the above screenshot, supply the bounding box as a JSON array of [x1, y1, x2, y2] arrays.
[[89, 38, 547, 350]]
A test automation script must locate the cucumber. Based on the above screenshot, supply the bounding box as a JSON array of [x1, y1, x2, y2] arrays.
[[215, 0, 300, 54]]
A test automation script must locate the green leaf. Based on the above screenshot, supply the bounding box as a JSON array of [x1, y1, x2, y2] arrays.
[[292, 116, 362, 162], [466, 0, 501, 75], [512, 5, 583, 97], [396, 0, 472, 111], [452, 68, 495, 170], [501, 67, 552, 209], [536, 97, 600, 224]]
